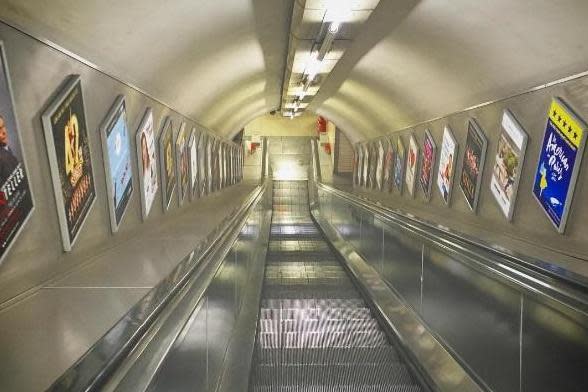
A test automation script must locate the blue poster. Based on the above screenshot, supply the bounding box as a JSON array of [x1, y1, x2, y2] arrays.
[[106, 101, 133, 227], [532, 98, 585, 233]]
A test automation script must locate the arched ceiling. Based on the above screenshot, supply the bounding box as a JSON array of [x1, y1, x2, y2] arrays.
[[310, 0, 588, 142], [2, 1, 588, 143], [0, 0, 294, 138]]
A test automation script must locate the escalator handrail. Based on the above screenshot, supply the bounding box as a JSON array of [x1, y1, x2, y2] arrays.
[[47, 183, 266, 392], [316, 182, 588, 314]]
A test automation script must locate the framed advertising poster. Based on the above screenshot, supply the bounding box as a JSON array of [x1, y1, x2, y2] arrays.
[[437, 126, 458, 205], [0, 41, 34, 262], [99, 95, 133, 233], [490, 110, 528, 221], [41, 75, 96, 251], [357, 144, 364, 187], [362, 144, 369, 187], [405, 134, 419, 197], [370, 142, 378, 189], [159, 117, 175, 211], [198, 133, 207, 196], [532, 98, 587, 233], [188, 128, 199, 200], [352, 145, 359, 186], [375, 140, 384, 190], [394, 138, 405, 194], [206, 136, 213, 194], [419, 129, 436, 201], [459, 119, 488, 212], [135, 108, 158, 221], [176, 122, 189, 205], [383, 139, 394, 193]]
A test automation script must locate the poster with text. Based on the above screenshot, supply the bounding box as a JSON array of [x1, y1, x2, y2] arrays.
[[206, 137, 213, 194], [100, 96, 133, 233], [436, 126, 458, 205], [368, 142, 377, 189], [383, 140, 394, 192], [394, 138, 405, 194], [459, 119, 488, 212], [490, 110, 528, 221], [41, 75, 95, 251], [135, 108, 158, 221], [0, 42, 34, 262], [419, 129, 436, 201], [176, 123, 189, 205], [159, 118, 175, 211], [532, 98, 587, 233], [376, 140, 384, 190], [189, 129, 198, 200], [405, 134, 419, 197], [356, 144, 363, 186]]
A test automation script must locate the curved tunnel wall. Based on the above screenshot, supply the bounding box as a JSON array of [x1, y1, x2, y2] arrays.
[[0, 22, 241, 306], [350, 72, 588, 276]]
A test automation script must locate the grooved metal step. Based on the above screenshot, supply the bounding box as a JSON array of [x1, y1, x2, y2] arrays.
[[249, 180, 422, 392]]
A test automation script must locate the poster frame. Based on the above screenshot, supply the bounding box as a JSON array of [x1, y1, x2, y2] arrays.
[[459, 118, 488, 212], [175, 122, 189, 206], [135, 107, 158, 221], [394, 137, 405, 194], [531, 97, 587, 233], [376, 139, 385, 191], [99, 94, 134, 233], [490, 109, 528, 221], [0, 40, 35, 263], [437, 126, 459, 206], [188, 127, 199, 201], [41, 74, 96, 251], [419, 129, 437, 201], [405, 133, 419, 198], [158, 117, 175, 212]]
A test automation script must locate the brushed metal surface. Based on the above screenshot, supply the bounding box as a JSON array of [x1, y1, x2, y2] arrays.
[[316, 182, 588, 392]]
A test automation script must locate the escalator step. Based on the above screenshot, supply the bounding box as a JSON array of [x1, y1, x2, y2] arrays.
[[256, 347, 400, 364]]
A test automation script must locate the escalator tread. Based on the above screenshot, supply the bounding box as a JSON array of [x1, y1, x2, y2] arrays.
[[249, 181, 423, 391]]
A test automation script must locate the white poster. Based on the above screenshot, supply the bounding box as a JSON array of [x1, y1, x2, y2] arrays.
[[437, 126, 458, 205], [405, 134, 419, 197]]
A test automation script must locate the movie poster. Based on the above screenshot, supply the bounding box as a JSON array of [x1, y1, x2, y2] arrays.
[[532, 98, 587, 233], [135, 108, 158, 221], [188, 129, 198, 200], [159, 118, 175, 211], [41, 75, 95, 251], [100, 96, 133, 233], [383, 139, 394, 193], [198, 133, 207, 196], [176, 123, 189, 205], [419, 129, 436, 201], [405, 134, 419, 197], [490, 110, 528, 221], [0, 42, 34, 261], [437, 126, 458, 205], [459, 120, 488, 211], [376, 140, 384, 190], [394, 138, 405, 194]]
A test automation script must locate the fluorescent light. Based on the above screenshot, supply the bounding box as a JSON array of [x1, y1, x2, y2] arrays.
[[297, 90, 306, 100], [304, 51, 322, 82]]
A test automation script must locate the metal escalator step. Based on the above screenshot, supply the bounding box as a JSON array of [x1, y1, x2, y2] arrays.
[[257, 330, 388, 348], [252, 363, 415, 386], [255, 347, 401, 365]]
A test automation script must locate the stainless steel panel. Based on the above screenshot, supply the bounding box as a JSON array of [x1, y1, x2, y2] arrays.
[[522, 296, 588, 392], [381, 222, 422, 312], [147, 299, 208, 392], [421, 247, 521, 392]]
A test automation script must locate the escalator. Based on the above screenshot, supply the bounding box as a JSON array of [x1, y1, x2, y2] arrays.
[[249, 180, 423, 392]]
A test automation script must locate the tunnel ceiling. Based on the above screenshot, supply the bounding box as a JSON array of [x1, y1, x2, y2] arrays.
[[2, 1, 588, 143]]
